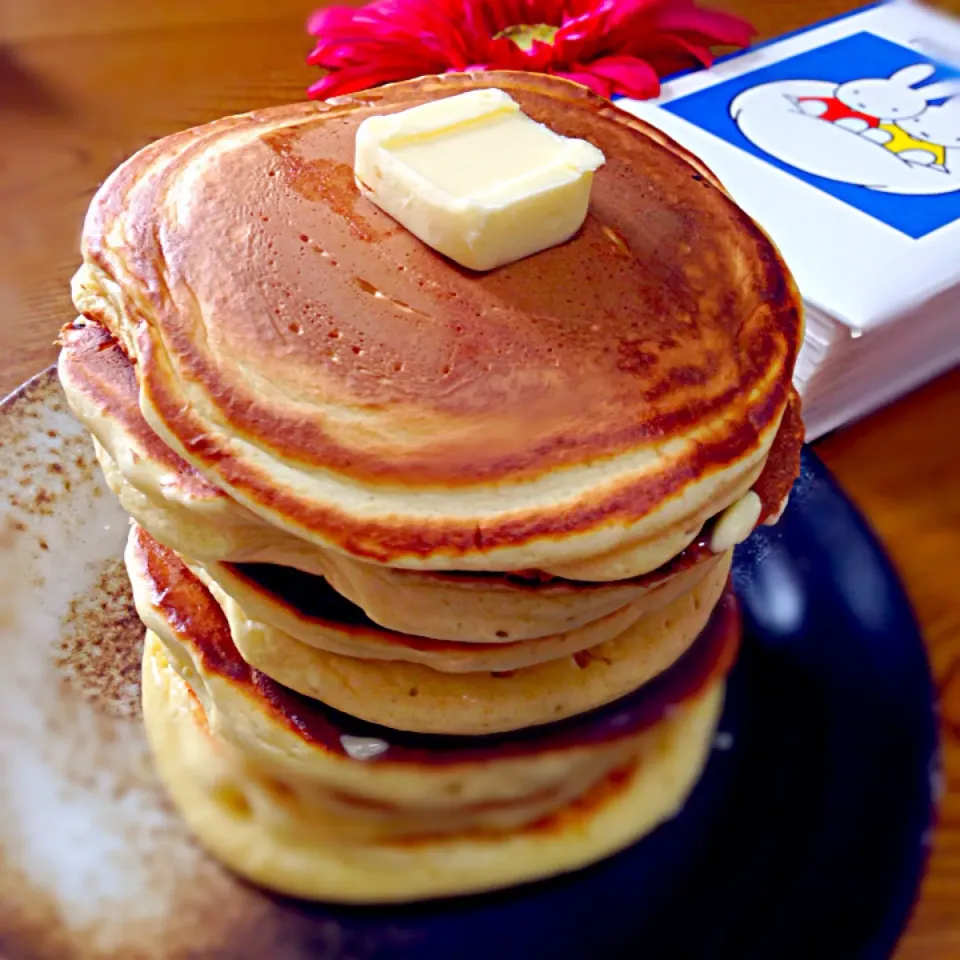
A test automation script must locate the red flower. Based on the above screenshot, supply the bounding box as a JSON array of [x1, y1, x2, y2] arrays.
[[306, 0, 753, 101]]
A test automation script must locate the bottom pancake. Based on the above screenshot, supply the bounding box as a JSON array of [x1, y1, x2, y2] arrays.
[[142, 634, 724, 903]]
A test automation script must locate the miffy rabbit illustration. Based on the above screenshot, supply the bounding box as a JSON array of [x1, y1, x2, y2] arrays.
[[797, 64, 960, 136], [836, 64, 959, 120], [727, 43, 960, 197]]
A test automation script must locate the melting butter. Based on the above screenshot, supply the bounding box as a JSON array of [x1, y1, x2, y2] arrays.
[[340, 735, 390, 761], [710, 491, 763, 554], [354, 89, 605, 271]]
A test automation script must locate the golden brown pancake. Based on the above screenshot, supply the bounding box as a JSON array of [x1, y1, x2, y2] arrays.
[[129, 523, 739, 821], [194, 551, 727, 674], [129, 524, 731, 734], [59, 320, 800, 643], [203, 556, 730, 734], [73, 70, 803, 578], [143, 634, 726, 901]]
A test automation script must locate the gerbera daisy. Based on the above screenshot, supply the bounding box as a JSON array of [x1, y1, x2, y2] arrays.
[[307, 0, 753, 101]]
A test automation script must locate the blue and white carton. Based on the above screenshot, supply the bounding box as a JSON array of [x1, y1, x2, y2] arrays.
[[617, 0, 960, 438]]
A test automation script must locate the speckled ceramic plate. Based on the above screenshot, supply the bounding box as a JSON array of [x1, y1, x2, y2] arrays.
[[0, 369, 937, 960]]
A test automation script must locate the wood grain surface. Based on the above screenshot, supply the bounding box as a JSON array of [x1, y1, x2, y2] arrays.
[[1, 1, 958, 955]]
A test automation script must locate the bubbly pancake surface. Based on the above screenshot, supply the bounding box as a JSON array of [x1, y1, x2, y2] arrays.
[[76, 70, 803, 571]]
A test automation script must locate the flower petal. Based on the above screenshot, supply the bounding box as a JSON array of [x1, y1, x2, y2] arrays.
[[308, 63, 422, 99], [632, 31, 715, 70], [305, 0, 755, 100], [588, 55, 661, 98], [656, 7, 754, 47], [554, 69, 613, 98]]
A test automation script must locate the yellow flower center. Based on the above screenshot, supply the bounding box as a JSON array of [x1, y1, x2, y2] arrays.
[[496, 23, 559, 52]]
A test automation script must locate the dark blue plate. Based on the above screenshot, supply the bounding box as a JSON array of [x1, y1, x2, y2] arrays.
[[279, 448, 939, 960]]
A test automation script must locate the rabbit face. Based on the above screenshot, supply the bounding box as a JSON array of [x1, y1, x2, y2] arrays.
[[897, 99, 960, 147], [836, 77, 927, 119], [835, 64, 960, 120]]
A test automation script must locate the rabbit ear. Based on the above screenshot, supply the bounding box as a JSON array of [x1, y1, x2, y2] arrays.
[[918, 80, 960, 103], [890, 63, 936, 87]]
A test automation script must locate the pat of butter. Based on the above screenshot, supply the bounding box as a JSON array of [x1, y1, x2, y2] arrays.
[[354, 89, 605, 271], [763, 494, 790, 526], [710, 491, 763, 554]]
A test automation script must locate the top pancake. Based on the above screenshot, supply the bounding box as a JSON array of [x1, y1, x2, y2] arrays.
[[74, 71, 802, 573]]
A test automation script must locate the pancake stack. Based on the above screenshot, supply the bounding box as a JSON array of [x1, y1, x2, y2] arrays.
[[58, 72, 804, 902]]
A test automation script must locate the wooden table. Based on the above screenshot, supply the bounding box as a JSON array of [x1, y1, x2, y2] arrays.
[[1, 1, 958, 955]]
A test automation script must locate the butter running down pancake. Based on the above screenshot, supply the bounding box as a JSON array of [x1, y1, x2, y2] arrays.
[[58, 320, 801, 644], [72, 70, 803, 579]]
